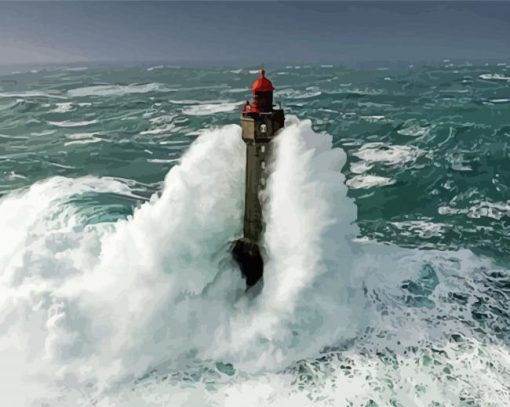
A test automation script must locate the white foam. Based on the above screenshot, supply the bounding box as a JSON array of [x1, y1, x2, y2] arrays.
[[30, 130, 56, 137], [327, 87, 383, 96], [146, 158, 179, 164], [439, 201, 510, 220], [49, 120, 97, 128], [346, 174, 396, 189], [6, 171, 27, 181], [479, 73, 510, 81], [0, 91, 66, 99], [360, 115, 387, 123], [64, 133, 102, 146], [277, 88, 322, 99], [146, 65, 180, 72], [1, 119, 508, 406], [52, 102, 73, 113], [397, 121, 430, 137], [391, 220, 447, 238], [353, 142, 426, 166], [68, 83, 169, 97], [169, 99, 205, 105], [63, 67, 89, 72], [0, 119, 364, 402], [350, 161, 373, 174], [209, 118, 363, 369], [182, 102, 240, 116]]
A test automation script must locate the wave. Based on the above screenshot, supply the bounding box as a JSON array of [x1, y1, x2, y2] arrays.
[[52, 102, 74, 113], [397, 120, 431, 137], [0, 119, 362, 404], [277, 88, 322, 100], [0, 119, 508, 406], [146, 65, 180, 72], [479, 73, 510, 81], [67, 83, 170, 97], [489, 98, 510, 104], [390, 220, 447, 238], [359, 115, 387, 123], [63, 67, 89, 72], [439, 201, 510, 220], [182, 102, 240, 116], [64, 132, 103, 146], [346, 174, 396, 189], [353, 142, 426, 166], [0, 91, 66, 99], [48, 120, 98, 128]]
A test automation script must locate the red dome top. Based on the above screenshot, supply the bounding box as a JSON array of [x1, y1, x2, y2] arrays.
[[251, 69, 274, 93]]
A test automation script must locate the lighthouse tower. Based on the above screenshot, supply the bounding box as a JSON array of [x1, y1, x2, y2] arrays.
[[233, 69, 285, 287]]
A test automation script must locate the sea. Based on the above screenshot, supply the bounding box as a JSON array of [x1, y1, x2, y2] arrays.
[[0, 62, 509, 406]]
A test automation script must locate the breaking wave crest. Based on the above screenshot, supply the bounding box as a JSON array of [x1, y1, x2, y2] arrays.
[[0, 119, 508, 406]]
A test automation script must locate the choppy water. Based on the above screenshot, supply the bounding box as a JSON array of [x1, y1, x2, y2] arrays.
[[0, 63, 509, 406]]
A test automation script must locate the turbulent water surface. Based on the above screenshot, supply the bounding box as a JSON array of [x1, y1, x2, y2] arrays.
[[0, 64, 509, 406]]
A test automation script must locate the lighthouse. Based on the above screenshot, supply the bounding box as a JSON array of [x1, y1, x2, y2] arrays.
[[233, 69, 285, 287]]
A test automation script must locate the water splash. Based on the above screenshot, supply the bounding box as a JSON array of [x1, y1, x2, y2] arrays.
[[0, 119, 508, 406]]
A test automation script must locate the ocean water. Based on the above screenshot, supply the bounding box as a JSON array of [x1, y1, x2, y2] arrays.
[[0, 63, 509, 406]]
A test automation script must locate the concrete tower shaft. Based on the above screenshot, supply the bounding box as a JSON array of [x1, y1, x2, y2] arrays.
[[240, 111, 284, 241], [233, 70, 285, 287]]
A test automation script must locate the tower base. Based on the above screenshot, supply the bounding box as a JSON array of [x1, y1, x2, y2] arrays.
[[232, 238, 263, 287]]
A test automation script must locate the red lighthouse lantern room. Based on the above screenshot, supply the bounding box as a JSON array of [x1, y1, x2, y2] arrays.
[[243, 69, 275, 114]]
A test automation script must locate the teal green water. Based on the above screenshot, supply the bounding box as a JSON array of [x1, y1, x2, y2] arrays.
[[0, 64, 509, 406], [2, 64, 509, 260]]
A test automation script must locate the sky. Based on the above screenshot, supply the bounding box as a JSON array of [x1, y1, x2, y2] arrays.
[[0, 1, 509, 66]]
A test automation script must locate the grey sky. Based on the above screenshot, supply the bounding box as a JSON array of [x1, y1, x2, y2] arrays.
[[0, 1, 509, 66]]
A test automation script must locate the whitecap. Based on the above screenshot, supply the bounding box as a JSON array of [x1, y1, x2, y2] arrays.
[[350, 161, 373, 174], [147, 65, 164, 71], [0, 91, 66, 99], [360, 115, 387, 123], [223, 88, 247, 94], [169, 99, 205, 105], [67, 83, 169, 97], [0, 133, 28, 140], [1, 118, 508, 407], [346, 174, 396, 189], [52, 102, 73, 113], [182, 102, 240, 116], [353, 142, 426, 166], [30, 130, 56, 137], [327, 87, 383, 96], [391, 220, 447, 238], [439, 201, 510, 220], [63, 67, 88, 72], [64, 133, 102, 146], [276, 88, 322, 99], [489, 98, 510, 104], [48, 120, 97, 128], [479, 73, 510, 81], [6, 171, 27, 181], [147, 158, 180, 164], [146, 65, 180, 71], [397, 122, 430, 137]]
